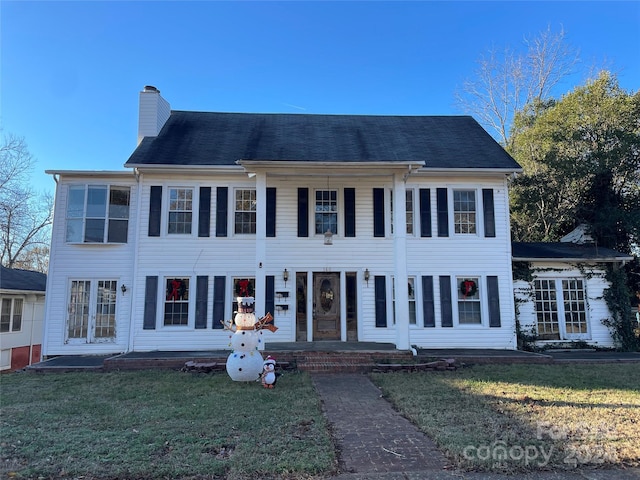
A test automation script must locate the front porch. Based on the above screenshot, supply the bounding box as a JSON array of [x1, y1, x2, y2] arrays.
[[29, 342, 552, 373]]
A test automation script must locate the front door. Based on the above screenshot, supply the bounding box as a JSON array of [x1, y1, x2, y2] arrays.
[[313, 273, 340, 340], [66, 279, 117, 343]]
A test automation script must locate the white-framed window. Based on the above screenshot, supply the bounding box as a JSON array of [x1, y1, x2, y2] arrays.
[[66, 185, 130, 243], [534, 278, 589, 340], [66, 279, 118, 342], [453, 190, 476, 234], [315, 189, 337, 235], [164, 277, 190, 326], [234, 189, 256, 234], [392, 277, 417, 325], [390, 189, 414, 235], [168, 188, 193, 234], [457, 276, 481, 324], [406, 189, 414, 235], [1, 298, 23, 333]]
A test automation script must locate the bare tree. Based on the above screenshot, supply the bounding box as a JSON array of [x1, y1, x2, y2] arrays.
[[0, 133, 53, 272], [455, 26, 580, 148]]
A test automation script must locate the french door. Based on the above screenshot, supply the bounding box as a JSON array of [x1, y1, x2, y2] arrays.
[[66, 279, 118, 343]]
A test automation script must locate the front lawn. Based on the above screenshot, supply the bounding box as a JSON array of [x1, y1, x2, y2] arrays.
[[0, 370, 334, 479], [371, 363, 640, 473]]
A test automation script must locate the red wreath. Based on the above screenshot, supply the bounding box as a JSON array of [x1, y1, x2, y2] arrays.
[[167, 279, 183, 301], [461, 280, 477, 299]]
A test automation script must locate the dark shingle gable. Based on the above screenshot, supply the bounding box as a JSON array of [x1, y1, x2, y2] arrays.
[[126, 111, 521, 170], [512, 242, 633, 262]]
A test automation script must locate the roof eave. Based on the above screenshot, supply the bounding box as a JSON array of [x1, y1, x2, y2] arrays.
[[512, 256, 634, 263]]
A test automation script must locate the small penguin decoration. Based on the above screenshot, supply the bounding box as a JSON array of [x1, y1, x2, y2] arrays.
[[261, 356, 278, 389]]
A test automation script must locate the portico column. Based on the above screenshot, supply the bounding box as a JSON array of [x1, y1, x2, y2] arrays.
[[393, 172, 410, 350], [255, 172, 267, 318]]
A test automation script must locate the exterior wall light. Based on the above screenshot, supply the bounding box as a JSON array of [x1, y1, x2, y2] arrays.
[[283, 268, 289, 286], [121, 284, 127, 295], [324, 229, 333, 245], [364, 269, 370, 286]]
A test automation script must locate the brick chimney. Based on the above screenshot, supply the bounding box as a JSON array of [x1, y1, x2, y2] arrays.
[[137, 85, 171, 145]]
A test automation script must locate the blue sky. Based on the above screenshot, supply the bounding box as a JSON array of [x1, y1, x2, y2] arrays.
[[2, 1, 639, 195]]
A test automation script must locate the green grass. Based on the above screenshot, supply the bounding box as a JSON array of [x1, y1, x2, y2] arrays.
[[0, 371, 335, 479], [371, 364, 640, 473]]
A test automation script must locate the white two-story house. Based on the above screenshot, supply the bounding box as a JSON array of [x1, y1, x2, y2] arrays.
[[42, 86, 524, 357]]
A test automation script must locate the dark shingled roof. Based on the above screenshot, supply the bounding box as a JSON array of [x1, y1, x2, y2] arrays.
[[512, 242, 633, 262], [126, 111, 521, 170], [0, 266, 47, 292]]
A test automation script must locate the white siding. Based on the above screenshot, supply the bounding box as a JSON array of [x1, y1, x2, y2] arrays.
[[515, 263, 616, 348], [0, 292, 44, 370], [43, 177, 137, 356], [45, 169, 520, 354]]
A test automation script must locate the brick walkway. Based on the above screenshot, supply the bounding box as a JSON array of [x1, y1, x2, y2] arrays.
[[311, 373, 449, 475]]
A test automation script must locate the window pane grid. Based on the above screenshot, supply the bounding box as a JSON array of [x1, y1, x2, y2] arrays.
[[457, 277, 481, 324], [534, 279, 560, 339], [95, 281, 117, 338], [164, 278, 189, 326], [234, 189, 256, 234], [1, 299, 12, 332], [68, 281, 90, 339], [562, 279, 588, 334], [66, 185, 130, 243], [406, 190, 414, 235], [454, 190, 476, 234], [315, 190, 337, 234], [168, 188, 193, 234]]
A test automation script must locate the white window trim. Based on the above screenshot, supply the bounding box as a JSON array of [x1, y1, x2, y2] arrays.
[[449, 187, 483, 237], [159, 275, 194, 329], [0, 297, 23, 333], [65, 184, 131, 244], [233, 187, 257, 236], [165, 186, 196, 236], [533, 277, 591, 341], [452, 275, 486, 327], [313, 188, 340, 238]]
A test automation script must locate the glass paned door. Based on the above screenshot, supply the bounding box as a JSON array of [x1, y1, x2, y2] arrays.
[[67, 280, 117, 343]]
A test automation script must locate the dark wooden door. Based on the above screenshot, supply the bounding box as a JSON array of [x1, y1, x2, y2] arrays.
[[313, 273, 340, 340]]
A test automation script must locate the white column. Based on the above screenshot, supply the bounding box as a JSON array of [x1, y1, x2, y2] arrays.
[[255, 172, 267, 316], [393, 173, 410, 350]]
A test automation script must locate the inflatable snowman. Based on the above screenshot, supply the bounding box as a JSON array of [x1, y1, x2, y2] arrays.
[[225, 297, 266, 382]]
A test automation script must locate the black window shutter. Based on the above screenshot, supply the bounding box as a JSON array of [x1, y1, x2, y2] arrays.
[[482, 188, 496, 238], [439, 275, 453, 327], [344, 188, 356, 237], [143, 276, 158, 330], [373, 188, 385, 237], [195, 275, 208, 329], [419, 188, 431, 237], [266, 188, 276, 238], [265, 275, 275, 316], [148, 186, 162, 237], [198, 187, 211, 237], [298, 188, 309, 237], [212, 276, 226, 329], [374, 275, 387, 327], [436, 188, 448, 237], [422, 275, 435, 327], [487, 276, 501, 327], [216, 187, 228, 237]]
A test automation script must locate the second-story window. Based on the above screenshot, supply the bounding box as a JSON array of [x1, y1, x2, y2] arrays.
[[315, 190, 337, 234], [235, 189, 256, 234], [66, 185, 130, 243], [453, 190, 476, 234], [168, 188, 193, 234]]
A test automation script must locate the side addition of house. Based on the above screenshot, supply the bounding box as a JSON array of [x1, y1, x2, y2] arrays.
[[42, 86, 523, 357]]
